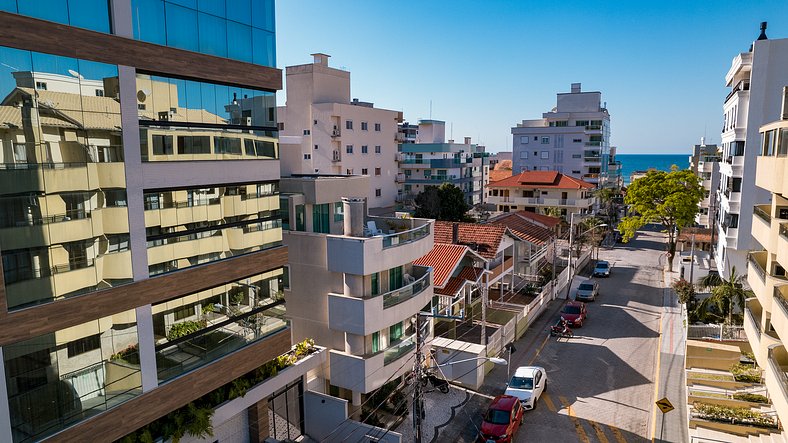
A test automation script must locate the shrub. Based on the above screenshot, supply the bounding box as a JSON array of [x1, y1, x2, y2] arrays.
[[167, 320, 207, 341], [694, 402, 777, 428], [733, 393, 769, 404], [730, 363, 762, 383], [672, 278, 696, 306], [110, 344, 140, 364]]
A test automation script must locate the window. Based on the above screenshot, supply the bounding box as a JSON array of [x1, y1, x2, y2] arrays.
[[138, 103, 146, 110], [346, 120, 353, 130], [362, 145, 368, 154], [572, 154, 581, 159], [540, 151, 549, 159], [303, 154, 311, 160], [67, 334, 101, 358], [728, 213, 739, 229], [371, 272, 379, 296], [572, 170, 581, 174], [95, 89, 105, 97], [35, 81, 47, 90], [732, 177, 742, 192], [362, 168, 368, 175], [573, 139, 582, 143], [347, 169, 353, 175], [520, 136, 529, 144], [314, 144, 318, 150], [361, 122, 368, 131], [372, 331, 380, 353], [346, 145, 353, 154], [375, 168, 381, 176], [375, 123, 381, 131], [424, 170, 431, 178], [152, 135, 174, 155], [534, 136, 538, 141], [107, 235, 130, 253], [334, 202, 344, 222], [173, 305, 196, 321], [313, 203, 330, 233], [541, 137, 550, 144], [214, 137, 242, 155], [389, 266, 403, 290], [177, 136, 211, 154], [375, 189, 382, 197], [390, 322, 403, 341], [519, 151, 528, 159], [375, 145, 381, 154], [144, 193, 160, 210], [105, 190, 128, 207], [303, 129, 310, 135]]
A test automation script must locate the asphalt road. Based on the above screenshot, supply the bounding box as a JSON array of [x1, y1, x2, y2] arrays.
[[439, 227, 669, 442]]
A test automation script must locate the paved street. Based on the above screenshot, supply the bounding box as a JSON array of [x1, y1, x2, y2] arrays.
[[437, 227, 680, 442]]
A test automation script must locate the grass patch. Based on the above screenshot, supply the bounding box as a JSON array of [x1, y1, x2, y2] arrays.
[[689, 390, 728, 399], [733, 393, 769, 404], [687, 372, 735, 382]]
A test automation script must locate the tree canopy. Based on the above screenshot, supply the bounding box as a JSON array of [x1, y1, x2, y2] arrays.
[[618, 166, 703, 270], [413, 183, 471, 221]]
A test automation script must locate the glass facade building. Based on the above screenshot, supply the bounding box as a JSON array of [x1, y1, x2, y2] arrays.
[[0, 1, 293, 442]]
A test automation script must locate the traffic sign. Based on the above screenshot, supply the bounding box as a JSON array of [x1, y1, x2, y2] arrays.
[[656, 397, 674, 414]]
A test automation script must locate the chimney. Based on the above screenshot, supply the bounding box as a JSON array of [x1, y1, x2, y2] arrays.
[[464, 136, 471, 145], [571, 83, 581, 93], [452, 223, 459, 244], [758, 21, 768, 40], [342, 197, 366, 237], [311, 53, 330, 66]]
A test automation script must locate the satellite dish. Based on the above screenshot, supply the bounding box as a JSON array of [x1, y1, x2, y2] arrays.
[[67, 69, 84, 79], [137, 90, 147, 102]]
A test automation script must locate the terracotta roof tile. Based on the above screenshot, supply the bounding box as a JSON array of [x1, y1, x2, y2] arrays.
[[458, 266, 485, 282], [488, 170, 594, 190], [414, 243, 467, 288], [435, 276, 466, 296], [513, 211, 561, 229], [433, 221, 507, 260], [489, 169, 513, 183], [678, 227, 713, 244], [488, 213, 555, 245], [494, 160, 512, 170]]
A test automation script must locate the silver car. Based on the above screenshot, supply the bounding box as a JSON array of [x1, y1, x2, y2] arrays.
[[575, 279, 599, 302]]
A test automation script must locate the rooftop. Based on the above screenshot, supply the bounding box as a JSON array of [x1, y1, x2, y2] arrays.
[[489, 171, 595, 190], [433, 221, 508, 260], [487, 213, 555, 245]]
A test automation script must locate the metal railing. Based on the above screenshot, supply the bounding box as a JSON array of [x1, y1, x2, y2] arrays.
[[774, 287, 788, 317], [0, 209, 91, 229], [382, 223, 430, 248], [748, 252, 767, 282], [767, 347, 788, 401], [383, 333, 416, 365], [382, 270, 431, 309], [687, 324, 747, 341], [780, 223, 788, 240], [754, 205, 772, 223]]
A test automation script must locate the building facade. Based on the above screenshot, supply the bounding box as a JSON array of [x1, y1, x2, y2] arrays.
[[280, 175, 434, 409], [0, 2, 309, 441], [715, 29, 787, 276], [689, 140, 721, 228], [277, 54, 402, 209], [745, 86, 788, 429], [486, 171, 596, 219], [511, 83, 611, 187], [397, 120, 489, 207]]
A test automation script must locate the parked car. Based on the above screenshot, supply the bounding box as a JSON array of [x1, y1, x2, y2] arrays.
[[575, 279, 599, 302], [593, 260, 611, 277], [504, 366, 547, 410], [560, 301, 587, 327], [478, 394, 524, 442]]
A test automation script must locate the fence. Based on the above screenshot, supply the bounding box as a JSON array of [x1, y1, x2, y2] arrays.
[[687, 324, 747, 341]]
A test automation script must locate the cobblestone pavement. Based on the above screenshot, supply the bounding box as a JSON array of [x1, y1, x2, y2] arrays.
[[393, 381, 471, 442]]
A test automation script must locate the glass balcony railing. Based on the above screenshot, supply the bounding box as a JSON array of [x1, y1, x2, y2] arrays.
[[382, 223, 431, 248], [383, 333, 416, 365], [382, 269, 431, 308], [754, 205, 772, 223]]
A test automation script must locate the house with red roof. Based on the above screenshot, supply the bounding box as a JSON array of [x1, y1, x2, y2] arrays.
[[487, 212, 557, 277], [487, 170, 597, 219]]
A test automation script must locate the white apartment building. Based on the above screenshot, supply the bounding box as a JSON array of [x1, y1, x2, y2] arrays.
[[715, 27, 788, 275], [397, 120, 489, 206], [689, 139, 721, 228], [278, 53, 402, 208], [280, 175, 434, 408], [511, 83, 611, 187]]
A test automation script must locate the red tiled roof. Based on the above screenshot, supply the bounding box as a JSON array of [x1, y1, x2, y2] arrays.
[[512, 211, 561, 229], [489, 169, 513, 183], [678, 227, 713, 244], [494, 160, 512, 170], [436, 276, 466, 296], [488, 213, 555, 246], [433, 221, 507, 260], [458, 266, 485, 283], [488, 170, 595, 190], [414, 243, 467, 288]]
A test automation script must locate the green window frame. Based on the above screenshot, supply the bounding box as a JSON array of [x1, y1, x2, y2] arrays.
[[312, 203, 330, 233], [371, 272, 379, 296], [389, 266, 403, 291], [333, 202, 344, 222], [372, 331, 380, 353], [390, 322, 403, 341], [295, 204, 306, 232]]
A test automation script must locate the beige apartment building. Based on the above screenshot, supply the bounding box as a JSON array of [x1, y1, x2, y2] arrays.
[[278, 54, 402, 209], [746, 87, 788, 428], [487, 170, 596, 218]]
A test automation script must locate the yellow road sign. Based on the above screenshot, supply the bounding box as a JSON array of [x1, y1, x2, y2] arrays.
[[656, 397, 674, 414]]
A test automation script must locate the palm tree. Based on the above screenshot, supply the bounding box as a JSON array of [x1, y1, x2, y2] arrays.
[[695, 267, 752, 325]]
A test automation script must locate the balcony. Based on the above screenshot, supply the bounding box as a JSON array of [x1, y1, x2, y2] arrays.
[[226, 223, 283, 250], [331, 129, 341, 138], [489, 257, 514, 281], [765, 346, 788, 427], [328, 266, 432, 335], [326, 218, 433, 275], [331, 150, 341, 162], [487, 195, 595, 208], [328, 333, 418, 394], [584, 125, 602, 132], [772, 287, 788, 347], [745, 298, 782, 367], [757, 149, 788, 197], [748, 251, 771, 311], [752, 204, 774, 250], [395, 173, 406, 183], [585, 141, 602, 147], [221, 194, 277, 218], [778, 224, 788, 271]]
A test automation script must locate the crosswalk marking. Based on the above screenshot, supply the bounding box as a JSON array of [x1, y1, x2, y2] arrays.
[[589, 420, 609, 443], [610, 426, 628, 443], [559, 396, 590, 443], [542, 393, 557, 412]]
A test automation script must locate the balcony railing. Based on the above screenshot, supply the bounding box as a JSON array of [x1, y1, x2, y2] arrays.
[[383, 333, 416, 365], [767, 347, 788, 400], [382, 269, 431, 309], [748, 252, 767, 282], [774, 287, 788, 317], [585, 125, 602, 130], [382, 223, 431, 248], [754, 205, 772, 223], [0, 208, 92, 229], [585, 141, 602, 147], [781, 223, 788, 240]]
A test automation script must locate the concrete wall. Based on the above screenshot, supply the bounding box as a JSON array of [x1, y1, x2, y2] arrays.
[[304, 390, 401, 442], [685, 339, 742, 370]]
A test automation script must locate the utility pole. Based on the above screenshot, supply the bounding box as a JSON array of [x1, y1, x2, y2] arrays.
[[564, 213, 576, 300], [551, 234, 557, 299], [481, 271, 488, 347], [689, 233, 696, 286]]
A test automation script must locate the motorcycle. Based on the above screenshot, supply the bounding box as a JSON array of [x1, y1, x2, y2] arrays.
[[421, 369, 451, 393], [549, 317, 574, 338]]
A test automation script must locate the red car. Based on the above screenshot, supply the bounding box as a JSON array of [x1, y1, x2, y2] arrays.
[[478, 394, 524, 442], [560, 301, 588, 327]]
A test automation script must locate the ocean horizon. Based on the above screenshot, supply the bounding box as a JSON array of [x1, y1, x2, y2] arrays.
[[616, 153, 689, 185]]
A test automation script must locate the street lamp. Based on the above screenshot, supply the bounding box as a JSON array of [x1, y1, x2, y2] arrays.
[[433, 356, 508, 367]]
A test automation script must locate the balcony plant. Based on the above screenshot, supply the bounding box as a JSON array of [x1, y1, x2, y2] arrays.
[[730, 363, 762, 383], [693, 402, 777, 428]]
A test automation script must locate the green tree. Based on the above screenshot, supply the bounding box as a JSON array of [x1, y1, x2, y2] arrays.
[[413, 183, 470, 221], [695, 267, 753, 325], [618, 166, 703, 271]]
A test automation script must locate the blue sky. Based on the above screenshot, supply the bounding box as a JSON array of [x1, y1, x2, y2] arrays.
[[276, 1, 788, 154]]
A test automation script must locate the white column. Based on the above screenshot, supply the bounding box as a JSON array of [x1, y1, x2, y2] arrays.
[[0, 348, 13, 442]]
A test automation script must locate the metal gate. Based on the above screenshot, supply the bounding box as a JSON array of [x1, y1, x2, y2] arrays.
[[268, 379, 304, 441]]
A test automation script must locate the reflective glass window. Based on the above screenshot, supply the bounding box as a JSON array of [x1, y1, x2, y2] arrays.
[[0, 0, 16, 12], [251, 0, 275, 31], [131, 0, 166, 44], [227, 21, 253, 63], [0, 46, 131, 310], [17, 0, 69, 26], [68, 0, 111, 33], [3, 310, 140, 442], [252, 28, 275, 67], [167, 0, 196, 7], [7, 0, 110, 33], [197, 0, 224, 17], [226, 0, 251, 25], [198, 11, 227, 58], [164, 2, 199, 52]]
